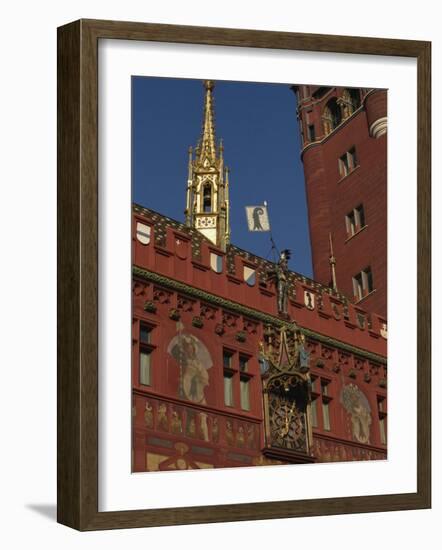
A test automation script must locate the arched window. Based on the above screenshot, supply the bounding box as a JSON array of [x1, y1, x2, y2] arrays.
[[341, 89, 361, 118], [349, 89, 361, 111], [322, 98, 342, 135], [203, 183, 212, 213]]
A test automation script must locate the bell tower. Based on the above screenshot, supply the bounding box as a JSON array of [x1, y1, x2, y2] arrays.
[[185, 80, 230, 251]]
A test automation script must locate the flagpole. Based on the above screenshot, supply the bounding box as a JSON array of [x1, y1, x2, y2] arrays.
[[328, 232, 338, 291], [264, 200, 279, 262]]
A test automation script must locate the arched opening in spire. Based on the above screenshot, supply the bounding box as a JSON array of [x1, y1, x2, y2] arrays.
[[203, 183, 212, 213]]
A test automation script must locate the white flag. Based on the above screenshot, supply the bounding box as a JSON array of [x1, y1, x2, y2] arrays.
[[245, 205, 270, 232]]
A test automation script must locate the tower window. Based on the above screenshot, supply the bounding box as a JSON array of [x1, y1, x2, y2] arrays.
[[345, 205, 366, 237], [349, 89, 361, 111], [341, 88, 362, 118], [322, 98, 342, 135], [352, 267, 374, 302], [338, 147, 358, 178], [298, 116, 304, 146], [307, 124, 316, 142], [203, 184, 212, 213]]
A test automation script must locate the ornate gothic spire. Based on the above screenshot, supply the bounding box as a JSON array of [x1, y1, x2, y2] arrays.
[[185, 80, 230, 251]]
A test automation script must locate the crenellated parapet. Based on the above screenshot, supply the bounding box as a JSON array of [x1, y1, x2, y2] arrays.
[[133, 204, 388, 354]]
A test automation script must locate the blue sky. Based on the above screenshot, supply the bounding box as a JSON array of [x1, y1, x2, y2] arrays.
[[132, 77, 313, 277]]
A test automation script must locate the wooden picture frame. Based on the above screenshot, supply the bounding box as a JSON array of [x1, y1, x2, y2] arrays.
[[57, 18, 431, 530]]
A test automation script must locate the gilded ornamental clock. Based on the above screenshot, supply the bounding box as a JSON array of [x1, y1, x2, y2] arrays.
[[260, 324, 315, 463]]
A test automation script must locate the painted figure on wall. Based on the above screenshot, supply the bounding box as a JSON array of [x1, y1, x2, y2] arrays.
[[297, 332, 310, 372], [144, 401, 154, 429], [167, 330, 213, 404], [258, 342, 270, 375], [341, 384, 372, 444], [170, 409, 183, 434]]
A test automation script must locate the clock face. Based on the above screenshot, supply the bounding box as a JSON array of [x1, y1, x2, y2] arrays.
[[269, 394, 306, 451]]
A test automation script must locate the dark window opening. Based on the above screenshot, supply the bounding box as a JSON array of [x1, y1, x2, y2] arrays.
[[352, 267, 374, 301], [349, 88, 361, 110], [140, 324, 153, 344], [339, 147, 358, 177], [323, 97, 342, 135], [239, 356, 249, 373], [346, 204, 366, 237], [203, 184, 212, 213], [223, 350, 233, 369], [328, 99, 342, 129]]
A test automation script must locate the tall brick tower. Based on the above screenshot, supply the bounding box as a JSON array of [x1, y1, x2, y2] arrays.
[[292, 86, 387, 318]]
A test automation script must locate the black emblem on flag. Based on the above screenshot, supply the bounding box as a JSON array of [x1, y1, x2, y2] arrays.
[[245, 205, 270, 232], [252, 207, 265, 230]]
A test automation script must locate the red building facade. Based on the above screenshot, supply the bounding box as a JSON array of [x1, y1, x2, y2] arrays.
[[293, 86, 387, 318], [131, 82, 387, 473]]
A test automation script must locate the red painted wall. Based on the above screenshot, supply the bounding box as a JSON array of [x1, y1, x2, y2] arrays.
[[132, 207, 387, 472]]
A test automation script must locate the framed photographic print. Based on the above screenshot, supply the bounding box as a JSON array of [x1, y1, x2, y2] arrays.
[[57, 19, 431, 530]]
